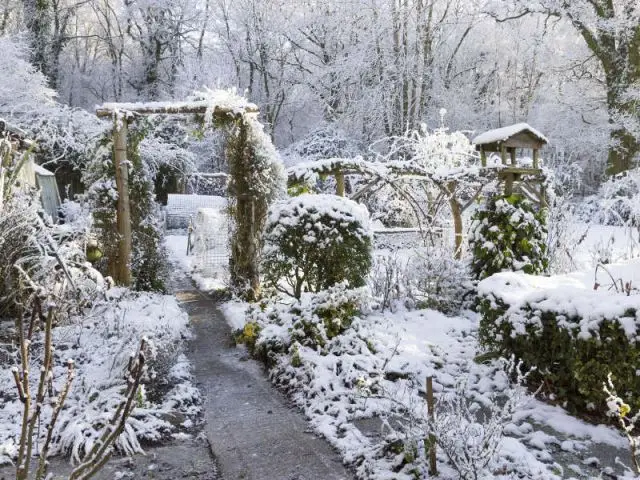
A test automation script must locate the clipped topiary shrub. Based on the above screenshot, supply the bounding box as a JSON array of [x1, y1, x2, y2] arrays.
[[469, 194, 548, 280], [477, 268, 640, 418], [263, 194, 372, 298]]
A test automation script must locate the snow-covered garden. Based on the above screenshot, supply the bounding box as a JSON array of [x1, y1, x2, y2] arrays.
[[1, 2, 640, 478]]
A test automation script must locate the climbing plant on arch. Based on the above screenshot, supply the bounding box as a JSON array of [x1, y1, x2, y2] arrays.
[[95, 89, 286, 299]]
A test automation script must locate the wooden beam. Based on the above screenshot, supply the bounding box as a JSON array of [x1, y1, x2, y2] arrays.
[[96, 103, 258, 118], [500, 144, 507, 165], [509, 147, 516, 165], [533, 149, 539, 169], [498, 167, 543, 176], [113, 115, 132, 286]]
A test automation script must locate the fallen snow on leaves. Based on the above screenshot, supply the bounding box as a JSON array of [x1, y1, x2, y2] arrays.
[[0, 289, 200, 465]]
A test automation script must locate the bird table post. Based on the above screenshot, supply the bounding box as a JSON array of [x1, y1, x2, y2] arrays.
[[113, 111, 132, 286], [335, 170, 345, 197]]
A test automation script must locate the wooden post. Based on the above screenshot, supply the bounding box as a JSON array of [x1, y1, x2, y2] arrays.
[[480, 149, 487, 167], [509, 148, 516, 165], [532, 148, 539, 169], [447, 181, 463, 260], [426, 376, 437, 476], [113, 113, 132, 286], [504, 173, 514, 196], [500, 144, 507, 165], [335, 170, 345, 197]]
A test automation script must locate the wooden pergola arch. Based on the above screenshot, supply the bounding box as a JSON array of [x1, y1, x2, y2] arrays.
[[287, 124, 549, 259], [95, 99, 262, 292]]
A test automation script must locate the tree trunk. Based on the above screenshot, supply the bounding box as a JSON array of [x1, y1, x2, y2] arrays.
[[23, 0, 51, 80]]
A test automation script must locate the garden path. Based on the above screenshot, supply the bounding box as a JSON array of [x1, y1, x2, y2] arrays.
[[174, 271, 354, 480]]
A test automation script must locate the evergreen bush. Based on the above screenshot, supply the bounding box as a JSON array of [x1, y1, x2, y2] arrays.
[[469, 194, 548, 280], [236, 283, 369, 365], [478, 295, 640, 418], [263, 194, 372, 298]]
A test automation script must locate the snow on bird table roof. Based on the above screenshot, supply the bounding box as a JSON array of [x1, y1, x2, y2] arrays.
[[472, 122, 548, 146]]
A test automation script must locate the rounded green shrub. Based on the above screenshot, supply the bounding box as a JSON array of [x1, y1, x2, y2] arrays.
[[263, 194, 372, 298], [469, 194, 548, 280]]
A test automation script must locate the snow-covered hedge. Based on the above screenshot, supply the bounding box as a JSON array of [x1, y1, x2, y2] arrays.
[[477, 262, 640, 416], [263, 194, 373, 298], [470, 194, 548, 280]]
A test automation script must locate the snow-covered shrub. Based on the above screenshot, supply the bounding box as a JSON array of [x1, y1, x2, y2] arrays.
[[238, 284, 370, 362], [361, 182, 423, 228], [477, 267, 640, 416], [0, 290, 200, 466], [0, 144, 103, 318], [368, 252, 414, 311], [545, 192, 587, 274], [469, 194, 548, 280], [411, 248, 474, 314], [427, 359, 532, 480], [83, 126, 168, 292], [597, 170, 640, 226], [263, 194, 373, 298], [368, 248, 473, 314]]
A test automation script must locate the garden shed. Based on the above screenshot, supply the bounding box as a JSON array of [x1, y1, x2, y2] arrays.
[[34, 164, 62, 220], [1, 119, 61, 220]]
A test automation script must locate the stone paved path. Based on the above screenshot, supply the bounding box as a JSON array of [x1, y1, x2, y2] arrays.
[[176, 277, 354, 480]]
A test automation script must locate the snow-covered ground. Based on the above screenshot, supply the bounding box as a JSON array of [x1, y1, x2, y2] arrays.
[[165, 233, 228, 292], [223, 299, 632, 479], [168, 225, 640, 478], [0, 289, 200, 466], [569, 223, 640, 272]]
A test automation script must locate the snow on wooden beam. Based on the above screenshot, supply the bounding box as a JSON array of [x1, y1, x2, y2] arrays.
[[95, 101, 259, 118]]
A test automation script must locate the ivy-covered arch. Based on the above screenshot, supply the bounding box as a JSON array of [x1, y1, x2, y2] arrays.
[[96, 89, 286, 299]]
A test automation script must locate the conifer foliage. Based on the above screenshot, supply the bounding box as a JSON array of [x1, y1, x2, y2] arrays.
[[469, 194, 548, 280]]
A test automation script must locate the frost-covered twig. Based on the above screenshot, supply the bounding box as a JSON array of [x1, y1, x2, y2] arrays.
[[603, 373, 640, 474], [35, 358, 74, 480], [69, 338, 147, 480], [13, 298, 75, 480], [427, 358, 535, 480]]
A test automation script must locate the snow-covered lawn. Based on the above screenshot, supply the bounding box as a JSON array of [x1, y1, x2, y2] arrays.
[[0, 289, 200, 466]]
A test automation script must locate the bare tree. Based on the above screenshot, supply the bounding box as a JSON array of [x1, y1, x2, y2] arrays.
[[490, 0, 640, 175]]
